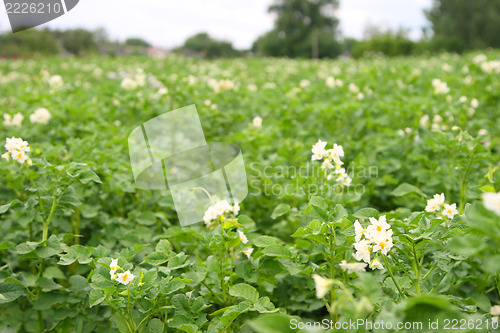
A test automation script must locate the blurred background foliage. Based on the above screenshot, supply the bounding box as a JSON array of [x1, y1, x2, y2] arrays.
[[1, 0, 500, 59]]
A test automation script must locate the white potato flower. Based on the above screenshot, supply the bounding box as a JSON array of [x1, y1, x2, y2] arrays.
[[4, 113, 24, 127], [4, 137, 31, 165], [312, 274, 334, 298], [321, 159, 333, 170], [473, 54, 487, 64], [116, 270, 135, 285], [471, 98, 479, 108], [433, 193, 445, 206], [442, 203, 458, 219], [372, 237, 394, 255], [121, 77, 137, 90], [11, 150, 29, 164], [339, 260, 367, 274], [110, 258, 119, 272], [419, 114, 430, 129], [491, 305, 500, 316], [48, 75, 63, 89], [252, 116, 262, 128], [30, 108, 51, 124], [242, 248, 253, 259], [238, 230, 248, 244], [353, 239, 371, 263], [432, 79, 450, 94], [311, 140, 328, 161], [366, 216, 391, 237], [1, 152, 10, 161], [247, 84, 257, 91], [354, 220, 366, 243], [299, 79, 310, 88], [326, 76, 335, 88], [369, 258, 384, 270], [483, 192, 500, 216], [232, 203, 240, 216], [348, 83, 359, 93], [425, 198, 441, 212]]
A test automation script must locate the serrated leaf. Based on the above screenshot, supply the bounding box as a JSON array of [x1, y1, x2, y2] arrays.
[[353, 208, 379, 219], [229, 283, 259, 303], [148, 318, 164, 333], [391, 183, 425, 197], [271, 204, 291, 219], [0, 283, 25, 304], [262, 244, 291, 258], [89, 289, 105, 308]]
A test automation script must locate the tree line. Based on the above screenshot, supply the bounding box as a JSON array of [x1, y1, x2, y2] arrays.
[[1, 0, 499, 59]]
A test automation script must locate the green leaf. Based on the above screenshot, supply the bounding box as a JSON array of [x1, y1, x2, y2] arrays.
[[59, 194, 83, 207], [144, 252, 169, 266], [253, 236, 281, 247], [391, 183, 425, 197], [220, 301, 252, 327], [161, 277, 188, 295], [0, 241, 13, 250], [0, 199, 20, 214], [262, 245, 291, 258], [69, 275, 90, 292], [89, 289, 105, 308], [115, 313, 132, 333], [309, 196, 327, 210], [36, 277, 62, 291], [247, 313, 297, 333], [271, 204, 291, 219], [353, 208, 379, 219], [156, 239, 171, 253], [332, 204, 348, 219], [137, 212, 157, 226], [0, 283, 25, 304], [229, 283, 259, 303], [148, 318, 164, 333], [78, 170, 102, 184], [33, 292, 65, 310]]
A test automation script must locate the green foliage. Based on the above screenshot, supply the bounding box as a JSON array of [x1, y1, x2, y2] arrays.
[[425, 0, 500, 52], [352, 29, 415, 58], [0, 51, 499, 332], [254, 0, 341, 58], [178, 33, 242, 59], [0, 29, 60, 57]]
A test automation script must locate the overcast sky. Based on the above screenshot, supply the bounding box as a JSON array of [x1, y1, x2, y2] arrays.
[[0, 0, 433, 49]]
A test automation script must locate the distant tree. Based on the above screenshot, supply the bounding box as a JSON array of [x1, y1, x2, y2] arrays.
[[179, 33, 241, 58], [56, 29, 98, 56], [0, 29, 59, 57], [254, 0, 341, 58], [125, 37, 151, 47], [352, 28, 415, 58], [425, 0, 500, 52]]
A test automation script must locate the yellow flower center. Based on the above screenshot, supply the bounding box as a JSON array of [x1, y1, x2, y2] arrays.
[[379, 242, 386, 249], [376, 226, 382, 231], [122, 274, 128, 281], [17, 153, 22, 158]]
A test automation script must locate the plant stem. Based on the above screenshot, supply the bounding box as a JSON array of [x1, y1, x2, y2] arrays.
[[412, 244, 421, 296], [382, 254, 404, 300], [127, 284, 135, 331], [329, 225, 337, 323], [37, 310, 44, 331], [42, 193, 57, 242], [458, 144, 476, 214]]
